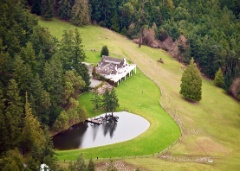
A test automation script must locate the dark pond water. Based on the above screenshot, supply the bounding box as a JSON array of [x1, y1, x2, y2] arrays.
[[53, 111, 150, 150]]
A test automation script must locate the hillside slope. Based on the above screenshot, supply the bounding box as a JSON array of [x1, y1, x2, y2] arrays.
[[39, 19, 240, 170]]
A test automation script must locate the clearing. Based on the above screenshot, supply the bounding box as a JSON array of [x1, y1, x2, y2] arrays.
[[39, 18, 240, 170]]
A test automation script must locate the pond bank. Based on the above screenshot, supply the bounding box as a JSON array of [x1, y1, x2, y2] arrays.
[[53, 111, 150, 150]]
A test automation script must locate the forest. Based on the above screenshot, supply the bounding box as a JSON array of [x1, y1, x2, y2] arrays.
[[0, 0, 240, 170], [0, 0, 91, 169]]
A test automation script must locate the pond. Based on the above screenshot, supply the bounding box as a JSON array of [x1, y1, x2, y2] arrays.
[[53, 111, 150, 150]]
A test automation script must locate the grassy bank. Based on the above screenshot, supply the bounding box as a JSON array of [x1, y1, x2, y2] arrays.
[[56, 68, 180, 160], [39, 19, 240, 170]]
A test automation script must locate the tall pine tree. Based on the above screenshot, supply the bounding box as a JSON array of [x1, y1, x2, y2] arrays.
[[41, 0, 54, 20], [71, 0, 90, 26], [102, 89, 119, 115], [214, 68, 224, 88], [58, 0, 72, 20], [180, 58, 202, 102], [5, 79, 24, 149], [31, 0, 41, 15]]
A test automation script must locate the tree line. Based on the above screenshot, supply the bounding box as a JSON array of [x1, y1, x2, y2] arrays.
[[0, 0, 90, 169]]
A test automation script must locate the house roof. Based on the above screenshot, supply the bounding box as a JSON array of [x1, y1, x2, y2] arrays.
[[101, 55, 123, 65], [97, 56, 125, 75], [96, 55, 136, 83]]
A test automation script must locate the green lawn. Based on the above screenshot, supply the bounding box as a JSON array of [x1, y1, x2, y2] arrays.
[[39, 19, 240, 170], [56, 69, 180, 160]]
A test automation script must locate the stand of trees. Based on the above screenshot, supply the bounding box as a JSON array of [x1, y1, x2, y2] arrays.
[[91, 89, 119, 114], [0, 1, 90, 169]]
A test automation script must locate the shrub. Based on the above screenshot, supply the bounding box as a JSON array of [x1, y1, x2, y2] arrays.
[[214, 68, 224, 87], [180, 58, 202, 101], [101, 45, 109, 57]]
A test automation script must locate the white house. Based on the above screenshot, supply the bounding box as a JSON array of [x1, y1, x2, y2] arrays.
[[96, 56, 136, 85]]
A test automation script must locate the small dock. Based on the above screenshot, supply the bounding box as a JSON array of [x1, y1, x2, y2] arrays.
[[86, 118, 103, 125], [86, 114, 119, 125]]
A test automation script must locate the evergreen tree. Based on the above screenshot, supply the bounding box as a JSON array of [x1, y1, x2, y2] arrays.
[[31, 0, 41, 15], [121, 26, 128, 36], [40, 127, 56, 169], [42, 57, 65, 124], [59, 29, 86, 71], [180, 58, 202, 102], [20, 42, 37, 73], [111, 10, 120, 32], [58, 30, 74, 70], [0, 89, 8, 154], [58, 0, 72, 20], [72, 29, 87, 73], [101, 45, 109, 56], [102, 89, 119, 115], [22, 93, 45, 153], [41, 0, 54, 20], [30, 74, 51, 123], [0, 43, 11, 86], [0, 0, 37, 56], [71, 0, 91, 26], [59, 29, 90, 90], [5, 79, 24, 149], [91, 91, 102, 110], [22, 94, 56, 169], [13, 56, 34, 95], [30, 26, 57, 60], [36, 50, 46, 75], [77, 63, 91, 91], [89, 0, 101, 22], [0, 149, 25, 171], [224, 69, 232, 92], [214, 68, 224, 88]]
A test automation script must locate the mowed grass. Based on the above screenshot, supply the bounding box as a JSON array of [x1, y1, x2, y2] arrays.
[[39, 19, 240, 170], [55, 69, 180, 160]]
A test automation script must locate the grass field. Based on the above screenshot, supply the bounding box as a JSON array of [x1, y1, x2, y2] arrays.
[[39, 19, 240, 170], [56, 69, 180, 160]]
